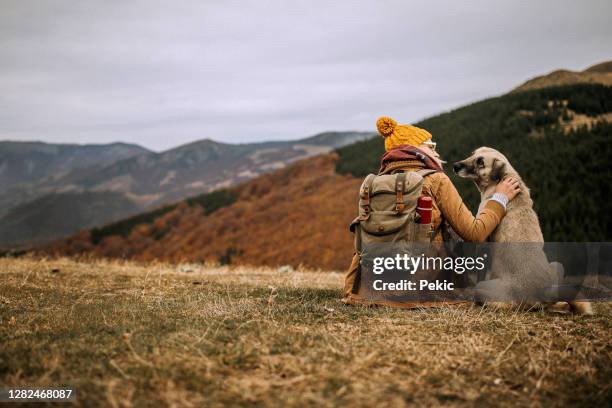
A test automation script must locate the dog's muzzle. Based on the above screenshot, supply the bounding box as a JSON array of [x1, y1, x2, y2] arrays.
[[453, 162, 464, 174]]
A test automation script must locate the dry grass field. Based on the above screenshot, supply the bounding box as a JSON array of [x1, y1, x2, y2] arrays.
[[0, 257, 610, 407]]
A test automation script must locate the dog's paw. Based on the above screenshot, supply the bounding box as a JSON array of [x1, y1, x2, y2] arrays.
[[568, 301, 594, 316]]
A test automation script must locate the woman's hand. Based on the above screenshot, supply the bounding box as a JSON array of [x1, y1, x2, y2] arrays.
[[495, 177, 521, 201]]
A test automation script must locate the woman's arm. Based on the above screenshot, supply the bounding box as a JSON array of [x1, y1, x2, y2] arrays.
[[433, 174, 505, 242]]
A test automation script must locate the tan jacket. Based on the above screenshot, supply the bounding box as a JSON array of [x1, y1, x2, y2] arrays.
[[343, 161, 505, 298]]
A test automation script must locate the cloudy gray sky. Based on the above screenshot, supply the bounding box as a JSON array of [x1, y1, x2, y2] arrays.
[[1, 0, 610, 151]]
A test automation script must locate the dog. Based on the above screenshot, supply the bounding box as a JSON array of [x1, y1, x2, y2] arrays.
[[453, 147, 593, 315]]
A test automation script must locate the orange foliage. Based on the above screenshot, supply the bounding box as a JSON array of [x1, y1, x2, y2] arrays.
[[50, 154, 361, 271]]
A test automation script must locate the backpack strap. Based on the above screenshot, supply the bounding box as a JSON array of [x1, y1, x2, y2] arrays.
[[395, 172, 407, 213], [360, 174, 376, 220]]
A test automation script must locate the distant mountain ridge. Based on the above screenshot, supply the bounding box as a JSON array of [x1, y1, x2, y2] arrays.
[[0, 131, 374, 247], [0, 141, 150, 189], [55, 132, 374, 206], [2, 131, 374, 212], [513, 60, 612, 92]]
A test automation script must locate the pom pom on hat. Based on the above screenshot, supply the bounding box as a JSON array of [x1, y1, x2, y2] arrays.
[[376, 116, 397, 137]]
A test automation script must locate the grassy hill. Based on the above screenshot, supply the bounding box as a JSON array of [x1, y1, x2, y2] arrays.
[[46, 84, 612, 267], [1, 257, 609, 407]]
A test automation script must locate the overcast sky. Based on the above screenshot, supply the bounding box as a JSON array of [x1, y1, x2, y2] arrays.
[[1, 1, 610, 151]]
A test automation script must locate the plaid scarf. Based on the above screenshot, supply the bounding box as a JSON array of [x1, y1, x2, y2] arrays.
[[379, 145, 444, 174]]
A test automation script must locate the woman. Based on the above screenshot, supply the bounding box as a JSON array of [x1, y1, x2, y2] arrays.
[[343, 116, 521, 299]]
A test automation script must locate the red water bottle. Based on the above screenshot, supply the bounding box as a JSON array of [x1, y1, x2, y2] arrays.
[[417, 196, 433, 224]]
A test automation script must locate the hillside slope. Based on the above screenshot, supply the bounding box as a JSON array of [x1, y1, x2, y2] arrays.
[[513, 60, 612, 92], [48, 84, 612, 268], [48, 154, 359, 270], [0, 192, 141, 248]]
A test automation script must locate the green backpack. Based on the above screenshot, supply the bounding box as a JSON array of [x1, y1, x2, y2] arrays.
[[348, 169, 438, 298], [350, 169, 437, 253]]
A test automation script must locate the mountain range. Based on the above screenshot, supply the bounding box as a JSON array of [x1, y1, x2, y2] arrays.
[[0, 132, 373, 247], [0, 141, 149, 189], [45, 62, 612, 269]]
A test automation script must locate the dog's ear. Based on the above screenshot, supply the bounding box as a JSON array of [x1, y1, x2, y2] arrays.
[[490, 159, 506, 182]]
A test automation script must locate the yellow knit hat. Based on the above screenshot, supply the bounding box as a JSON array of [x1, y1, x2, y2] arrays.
[[376, 116, 432, 151]]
